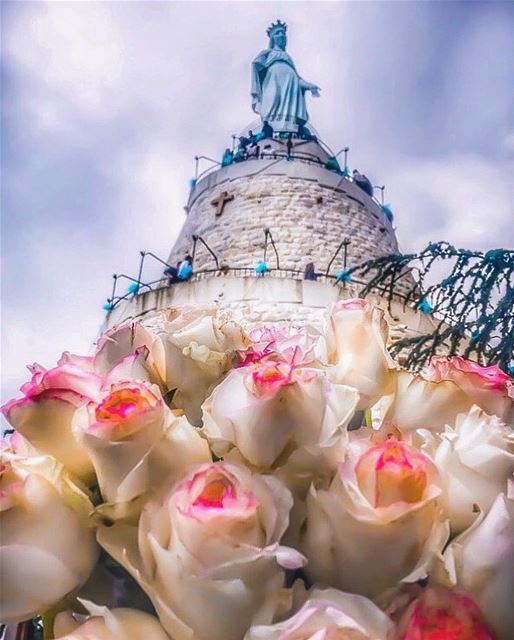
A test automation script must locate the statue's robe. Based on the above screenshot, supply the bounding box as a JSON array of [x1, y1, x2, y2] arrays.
[[251, 48, 308, 133]]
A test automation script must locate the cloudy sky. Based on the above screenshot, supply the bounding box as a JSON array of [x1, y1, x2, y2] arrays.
[[2, 0, 514, 405]]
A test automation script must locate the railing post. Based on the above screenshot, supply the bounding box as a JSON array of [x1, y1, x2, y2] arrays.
[[110, 274, 118, 303], [334, 146, 349, 162], [263, 228, 269, 263], [191, 235, 198, 265], [192, 235, 219, 270], [325, 237, 351, 277], [267, 229, 280, 269], [343, 238, 350, 270], [373, 185, 385, 205], [136, 251, 146, 293]]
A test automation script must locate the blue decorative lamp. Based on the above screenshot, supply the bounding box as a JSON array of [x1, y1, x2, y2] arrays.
[[417, 298, 433, 314], [336, 269, 352, 283], [255, 261, 269, 275], [382, 204, 394, 222]]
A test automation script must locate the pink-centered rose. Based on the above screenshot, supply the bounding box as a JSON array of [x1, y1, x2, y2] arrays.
[[425, 356, 513, 423], [394, 585, 494, 640], [326, 299, 395, 409], [0, 452, 99, 623], [202, 354, 359, 469], [88, 381, 163, 438], [1, 354, 104, 482], [98, 462, 304, 640], [238, 325, 319, 368], [301, 435, 447, 599], [245, 588, 393, 640], [74, 380, 210, 512], [355, 437, 431, 508], [158, 305, 248, 425]]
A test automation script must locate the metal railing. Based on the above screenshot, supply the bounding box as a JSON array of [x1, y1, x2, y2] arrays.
[[103, 243, 514, 374], [104, 257, 413, 313], [190, 139, 390, 217]]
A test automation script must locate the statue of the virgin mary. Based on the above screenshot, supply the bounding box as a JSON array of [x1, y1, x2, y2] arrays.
[[251, 20, 320, 134]]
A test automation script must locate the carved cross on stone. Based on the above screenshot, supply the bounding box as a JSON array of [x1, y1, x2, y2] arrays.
[[211, 191, 234, 216]]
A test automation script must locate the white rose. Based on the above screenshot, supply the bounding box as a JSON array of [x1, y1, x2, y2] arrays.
[[325, 299, 395, 409], [94, 322, 165, 385], [300, 434, 448, 599], [0, 354, 104, 483], [158, 305, 248, 425], [73, 380, 210, 513], [98, 462, 304, 640], [245, 588, 393, 640], [53, 600, 170, 639], [0, 453, 99, 623], [0, 344, 173, 486], [424, 356, 513, 423], [440, 486, 514, 639], [202, 356, 359, 469], [379, 370, 473, 435], [432, 405, 514, 534]]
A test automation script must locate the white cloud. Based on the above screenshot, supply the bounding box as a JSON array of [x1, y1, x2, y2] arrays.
[[2, 1, 513, 409], [4, 3, 125, 133], [389, 154, 514, 252], [438, 3, 514, 151]]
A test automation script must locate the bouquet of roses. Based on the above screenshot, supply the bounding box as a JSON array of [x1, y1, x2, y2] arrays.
[[1, 300, 513, 640]]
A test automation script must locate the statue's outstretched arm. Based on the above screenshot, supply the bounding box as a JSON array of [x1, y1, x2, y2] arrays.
[[299, 77, 321, 97]]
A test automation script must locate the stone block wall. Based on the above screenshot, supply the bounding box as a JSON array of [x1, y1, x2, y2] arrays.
[[105, 152, 432, 363], [168, 159, 402, 287]]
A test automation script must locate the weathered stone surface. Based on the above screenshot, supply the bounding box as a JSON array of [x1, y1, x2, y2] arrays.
[[169, 160, 400, 283], [105, 275, 436, 350], [106, 156, 421, 340]]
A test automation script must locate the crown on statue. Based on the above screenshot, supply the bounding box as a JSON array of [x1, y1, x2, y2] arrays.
[[267, 20, 287, 38]]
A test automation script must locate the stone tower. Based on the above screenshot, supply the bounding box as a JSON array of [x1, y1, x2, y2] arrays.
[[105, 23, 436, 343], [105, 131, 433, 340], [170, 136, 397, 273]]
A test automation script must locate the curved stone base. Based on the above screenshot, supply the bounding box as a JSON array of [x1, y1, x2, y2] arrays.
[[104, 276, 438, 355]]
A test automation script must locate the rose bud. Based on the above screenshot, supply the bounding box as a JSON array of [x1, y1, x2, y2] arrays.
[[158, 304, 248, 425], [325, 299, 395, 409], [433, 405, 514, 534], [380, 370, 473, 436], [425, 356, 513, 423], [94, 322, 165, 384]]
